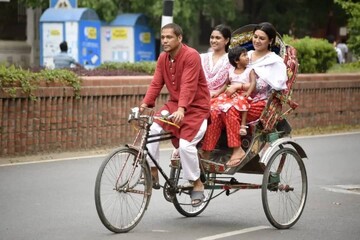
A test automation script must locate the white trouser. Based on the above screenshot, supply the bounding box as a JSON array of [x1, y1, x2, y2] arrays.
[[146, 119, 207, 181]]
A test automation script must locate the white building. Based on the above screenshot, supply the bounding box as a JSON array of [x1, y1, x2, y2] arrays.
[[0, 0, 42, 67]]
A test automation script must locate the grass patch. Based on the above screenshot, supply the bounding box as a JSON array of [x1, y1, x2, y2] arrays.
[[327, 61, 360, 73]]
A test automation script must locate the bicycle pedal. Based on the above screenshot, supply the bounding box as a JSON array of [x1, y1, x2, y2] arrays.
[[152, 182, 161, 190]]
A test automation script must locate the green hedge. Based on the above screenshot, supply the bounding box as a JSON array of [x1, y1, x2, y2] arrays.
[[0, 65, 81, 100], [98, 61, 156, 75], [283, 36, 337, 73], [2, 48, 356, 101]]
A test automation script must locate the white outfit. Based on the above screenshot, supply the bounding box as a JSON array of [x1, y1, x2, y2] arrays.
[[337, 43, 348, 63], [146, 119, 207, 181], [335, 47, 343, 64], [229, 66, 252, 84], [248, 50, 288, 91], [200, 52, 231, 91]]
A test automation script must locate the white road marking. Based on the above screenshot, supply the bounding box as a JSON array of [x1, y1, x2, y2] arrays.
[[322, 185, 360, 195], [196, 226, 270, 240], [0, 148, 175, 167], [152, 229, 170, 233], [0, 154, 107, 167]]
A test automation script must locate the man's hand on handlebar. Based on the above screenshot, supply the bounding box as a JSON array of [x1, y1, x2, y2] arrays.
[[139, 104, 183, 126], [169, 107, 185, 125]]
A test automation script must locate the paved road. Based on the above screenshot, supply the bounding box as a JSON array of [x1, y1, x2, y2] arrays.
[[1, 133, 359, 240]]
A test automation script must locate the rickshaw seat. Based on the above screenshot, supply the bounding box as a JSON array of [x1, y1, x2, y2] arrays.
[[259, 45, 299, 133]]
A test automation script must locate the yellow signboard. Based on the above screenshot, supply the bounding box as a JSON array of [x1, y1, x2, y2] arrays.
[[140, 32, 151, 43], [112, 28, 128, 40], [86, 27, 97, 39], [50, 29, 61, 36]]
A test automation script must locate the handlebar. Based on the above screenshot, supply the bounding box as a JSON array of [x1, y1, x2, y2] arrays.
[[154, 116, 180, 128], [128, 107, 180, 129]]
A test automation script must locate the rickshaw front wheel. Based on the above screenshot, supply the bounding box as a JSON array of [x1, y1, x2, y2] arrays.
[[261, 147, 308, 229]]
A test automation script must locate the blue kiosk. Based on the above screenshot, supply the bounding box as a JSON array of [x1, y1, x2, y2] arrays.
[[101, 13, 155, 63], [39, 8, 101, 69]]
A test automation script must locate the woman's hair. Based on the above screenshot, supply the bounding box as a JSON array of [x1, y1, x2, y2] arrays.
[[213, 24, 232, 52], [228, 45, 247, 67], [253, 22, 277, 50], [162, 23, 183, 37]]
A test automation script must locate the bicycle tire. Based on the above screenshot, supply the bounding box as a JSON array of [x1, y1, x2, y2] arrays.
[[169, 166, 215, 217], [94, 147, 152, 233], [261, 147, 308, 229]]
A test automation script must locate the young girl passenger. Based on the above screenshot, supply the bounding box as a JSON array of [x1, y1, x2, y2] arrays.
[[210, 45, 256, 137]]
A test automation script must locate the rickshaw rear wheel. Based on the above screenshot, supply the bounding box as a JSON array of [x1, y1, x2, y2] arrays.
[[261, 147, 308, 229]]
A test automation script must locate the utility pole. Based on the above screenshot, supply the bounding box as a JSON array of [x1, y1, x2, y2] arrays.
[[157, 0, 174, 57], [161, 0, 174, 27]]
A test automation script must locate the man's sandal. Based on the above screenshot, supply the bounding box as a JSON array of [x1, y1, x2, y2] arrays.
[[190, 190, 205, 207], [152, 176, 160, 189], [240, 125, 248, 136]]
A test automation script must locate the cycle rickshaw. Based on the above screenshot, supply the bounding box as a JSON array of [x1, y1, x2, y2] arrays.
[[94, 24, 308, 233]]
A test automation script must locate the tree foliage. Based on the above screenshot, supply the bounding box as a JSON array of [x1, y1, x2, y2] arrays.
[[19, 0, 349, 45], [20, 0, 48, 9], [20, 0, 238, 40], [79, 0, 119, 22], [239, 0, 347, 38], [335, 0, 360, 57], [83, 0, 239, 40]]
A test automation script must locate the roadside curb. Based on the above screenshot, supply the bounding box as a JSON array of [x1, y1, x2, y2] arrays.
[[1, 131, 359, 167], [0, 142, 174, 167]]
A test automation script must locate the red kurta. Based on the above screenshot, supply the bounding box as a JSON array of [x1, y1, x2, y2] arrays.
[[143, 44, 210, 146]]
